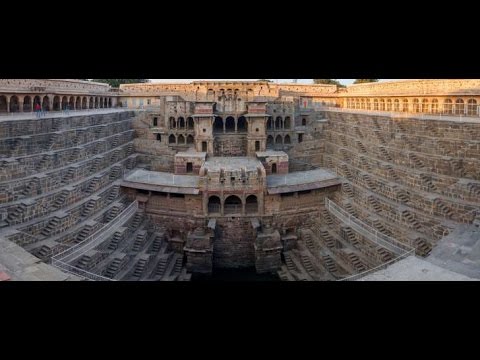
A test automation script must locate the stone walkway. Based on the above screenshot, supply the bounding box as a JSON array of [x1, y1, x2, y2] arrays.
[[0, 108, 135, 122]]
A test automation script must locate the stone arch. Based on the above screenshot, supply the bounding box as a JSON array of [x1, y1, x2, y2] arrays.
[[237, 116, 247, 132], [366, 99, 371, 110], [467, 99, 477, 116], [52, 96, 61, 111], [70, 96, 76, 110], [421, 99, 429, 113], [187, 117, 194, 129], [23, 96, 32, 112], [394, 99, 400, 111], [224, 195, 242, 215], [9, 95, 20, 112], [156, 134, 161, 141], [169, 117, 176, 128], [267, 135, 274, 148], [104, 98, 108, 108], [444, 99, 453, 114], [275, 116, 282, 129], [386, 99, 392, 111], [455, 99, 465, 115], [89, 97, 94, 109], [208, 196, 221, 214], [225, 116, 235, 133], [0, 95, 7, 112], [284, 134, 291, 144], [169, 134, 176, 144], [284, 116, 291, 129], [33, 96, 41, 110], [82, 97, 87, 109], [431, 99, 439, 113], [267, 117, 273, 130], [61, 96, 68, 110], [178, 134, 185, 144], [360, 99, 365, 109], [94, 97, 99, 109], [245, 195, 258, 214], [402, 99, 409, 112], [275, 134, 283, 145], [379, 99, 385, 111], [42, 96, 50, 111], [373, 99, 379, 110], [213, 117, 223, 133], [187, 134, 194, 144], [178, 117, 185, 128], [413, 98, 420, 112], [108, 98, 112, 108]]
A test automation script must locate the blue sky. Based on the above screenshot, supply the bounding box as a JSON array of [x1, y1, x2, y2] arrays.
[[150, 79, 393, 85]]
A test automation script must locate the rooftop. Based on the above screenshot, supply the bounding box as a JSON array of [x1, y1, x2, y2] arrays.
[[267, 169, 341, 194], [122, 169, 200, 194], [203, 157, 263, 172]]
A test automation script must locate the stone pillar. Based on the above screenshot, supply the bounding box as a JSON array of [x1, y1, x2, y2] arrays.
[[6, 99, 9, 113]]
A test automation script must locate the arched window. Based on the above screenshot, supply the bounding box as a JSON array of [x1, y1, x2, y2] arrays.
[[275, 116, 282, 129], [52, 96, 61, 111], [431, 99, 439, 113], [455, 99, 465, 115], [402, 99, 409, 112], [467, 99, 477, 116], [379, 99, 385, 111], [443, 99, 453, 114], [169, 117, 176, 129], [42, 96, 50, 111], [394, 99, 400, 112], [9, 96, 19, 112], [366, 99, 371, 110], [275, 135, 283, 145], [70, 96, 76, 110], [89, 97, 94, 109], [267, 117, 273, 130], [156, 134, 161, 141], [237, 116, 247, 132], [82, 97, 87, 109], [284, 116, 291, 129], [245, 195, 258, 214], [23, 96, 32, 112], [421, 99, 429, 113], [208, 196, 221, 214], [386, 99, 392, 111], [225, 117, 235, 132], [187, 135, 194, 144], [187, 117, 194, 129], [178, 117, 185, 128], [224, 195, 242, 215], [413, 99, 420, 112], [213, 117, 223, 133], [284, 134, 291, 144], [0, 96, 7, 113], [169, 134, 176, 144], [267, 135, 274, 149], [61, 96, 68, 110], [178, 135, 185, 144]]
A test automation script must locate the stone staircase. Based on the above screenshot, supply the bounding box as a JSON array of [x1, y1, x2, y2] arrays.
[[41, 217, 60, 236]]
